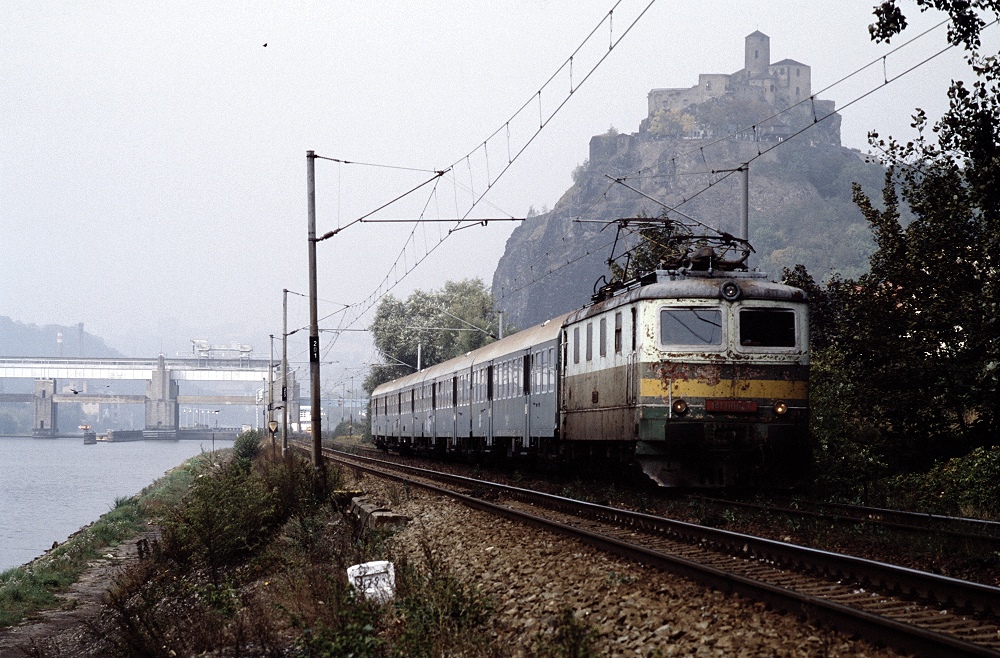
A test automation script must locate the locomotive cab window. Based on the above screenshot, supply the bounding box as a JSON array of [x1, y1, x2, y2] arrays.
[[660, 308, 723, 346], [739, 308, 796, 347]]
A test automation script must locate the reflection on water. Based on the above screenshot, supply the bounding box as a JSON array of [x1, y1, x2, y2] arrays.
[[0, 436, 232, 572]]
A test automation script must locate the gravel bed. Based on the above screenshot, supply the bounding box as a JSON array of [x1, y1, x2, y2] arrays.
[[354, 472, 905, 658], [344, 447, 1000, 587]]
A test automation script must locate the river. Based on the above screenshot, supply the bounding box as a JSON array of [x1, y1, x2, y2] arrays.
[[0, 436, 232, 572]]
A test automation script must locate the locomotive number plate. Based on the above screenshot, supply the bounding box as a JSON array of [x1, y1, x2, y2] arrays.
[[705, 399, 757, 413]]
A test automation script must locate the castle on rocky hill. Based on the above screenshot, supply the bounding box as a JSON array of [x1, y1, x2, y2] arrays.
[[634, 31, 840, 145]]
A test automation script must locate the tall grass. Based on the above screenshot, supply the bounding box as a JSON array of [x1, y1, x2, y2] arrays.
[[96, 448, 517, 657]]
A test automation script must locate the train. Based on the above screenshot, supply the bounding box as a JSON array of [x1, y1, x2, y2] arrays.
[[371, 248, 810, 488]]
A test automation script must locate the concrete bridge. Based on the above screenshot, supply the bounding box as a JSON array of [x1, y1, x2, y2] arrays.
[[0, 355, 299, 437]]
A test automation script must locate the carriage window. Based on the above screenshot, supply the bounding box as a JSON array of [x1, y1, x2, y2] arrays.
[[548, 347, 555, 392], [631, 308, 637, 352], [599, 318, 607, 357], [586, 323, 593, 361], [614, 312, 622, 354], [660, 308, 723, 346], [573, 328, 580, 364], [739, 309, 796, 347]]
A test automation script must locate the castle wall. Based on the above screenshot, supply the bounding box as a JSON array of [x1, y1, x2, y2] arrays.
[[769, 60, 811, 104], [642, 32, 836, 146], [647, 87, 706, 116]]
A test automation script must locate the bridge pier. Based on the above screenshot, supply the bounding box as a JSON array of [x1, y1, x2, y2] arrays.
[[145, 356, 179, 438], [3, 354, 284, 438], [32, 379, 58, 437]]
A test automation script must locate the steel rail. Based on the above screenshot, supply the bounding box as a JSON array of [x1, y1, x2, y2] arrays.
[[329, 448, 1000, 613], [689, 494, 1000, 547], [308, 444, 1000, 657], [781, 496, 1000, 534]]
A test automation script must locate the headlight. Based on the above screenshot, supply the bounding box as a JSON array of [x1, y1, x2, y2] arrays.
[[772, 400, 788, 415], [671, 399, 689, 416], [720, 281, 741, 301]]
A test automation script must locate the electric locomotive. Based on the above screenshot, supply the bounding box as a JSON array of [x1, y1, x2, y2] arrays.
[[562, 266, 809, 487], [371, 236, 810, 488]]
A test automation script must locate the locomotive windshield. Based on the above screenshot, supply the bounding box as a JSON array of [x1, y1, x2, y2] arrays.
[[739, 308, 796, 347], [660, 308, 722, 346]]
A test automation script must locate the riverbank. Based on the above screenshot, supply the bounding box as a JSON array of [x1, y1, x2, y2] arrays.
[[0, 436, 232, 571], [0, 527, 161, 656], [0, 449, 204, 631], [1, 435, 903, 657]]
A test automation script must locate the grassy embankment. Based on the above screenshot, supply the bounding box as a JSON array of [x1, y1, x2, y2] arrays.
[[0, 445, 204, 628], [1, 431, 595, 657]]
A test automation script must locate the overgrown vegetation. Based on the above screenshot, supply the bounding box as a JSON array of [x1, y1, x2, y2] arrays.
[[879, 447, 1000, 518], [780, 1, 1000, 511], [87, 444, 605, 657]]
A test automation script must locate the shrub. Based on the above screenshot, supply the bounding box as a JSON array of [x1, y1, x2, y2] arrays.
[[879, 446, 1000, 518], [233, 429, 264, 467], [389, 545, 495, 657], [159, 463, 279, 582]]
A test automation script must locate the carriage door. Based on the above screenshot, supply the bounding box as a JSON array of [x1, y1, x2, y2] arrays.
[[486, 364, 494, 448], [451, 376, 459, 449], [523, 353, 531, 450], [626, 307, 638, 405], [431, 382, 437, 444]]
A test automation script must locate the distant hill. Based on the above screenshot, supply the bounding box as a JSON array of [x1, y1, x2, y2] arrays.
[[492, 31, 886, 331], [0, 317, 123, 357]]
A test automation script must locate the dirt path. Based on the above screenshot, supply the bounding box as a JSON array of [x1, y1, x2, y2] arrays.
[[0, 531, 157, 658]]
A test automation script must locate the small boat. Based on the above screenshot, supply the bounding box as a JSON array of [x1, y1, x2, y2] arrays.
[[81, 424, 97, 445]]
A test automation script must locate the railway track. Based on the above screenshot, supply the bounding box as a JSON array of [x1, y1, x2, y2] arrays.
[[692, 495, 1000, 549], [308, 444, 1000, 658]]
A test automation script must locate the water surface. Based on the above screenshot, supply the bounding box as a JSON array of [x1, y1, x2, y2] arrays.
[[0, 436, 231, 571]]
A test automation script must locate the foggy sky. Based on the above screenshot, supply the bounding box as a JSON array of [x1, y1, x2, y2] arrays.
[[1, 1, 990, 389]]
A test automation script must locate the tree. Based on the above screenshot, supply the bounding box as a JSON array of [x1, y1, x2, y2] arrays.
[[363, 279, 498, 393], [799, 1, 1000, 481]]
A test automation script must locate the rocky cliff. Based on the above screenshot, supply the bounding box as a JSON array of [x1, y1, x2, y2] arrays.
[[492, 131, 885, 331]]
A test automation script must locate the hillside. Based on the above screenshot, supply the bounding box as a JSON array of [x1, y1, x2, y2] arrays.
[[492, 135, 885, 330], [492, 32, 887, 331], [0, 317, 122, 358]]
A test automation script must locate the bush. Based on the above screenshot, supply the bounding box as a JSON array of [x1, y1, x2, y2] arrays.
[[388, 544, 495, 657], [233, 429, 263, 467], [159, 463, 279, 582], [878, 446, 1000, 518]]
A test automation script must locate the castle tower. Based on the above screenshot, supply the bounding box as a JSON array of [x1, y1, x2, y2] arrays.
[[745, 31, 770, 76]]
